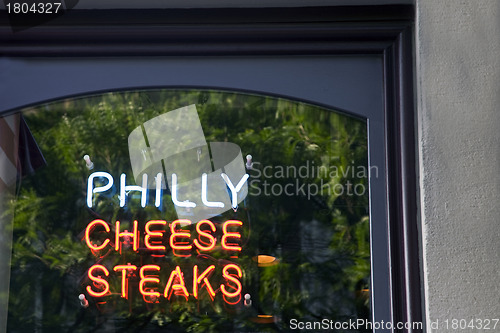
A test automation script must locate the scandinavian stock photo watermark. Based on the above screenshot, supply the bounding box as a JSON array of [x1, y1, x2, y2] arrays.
[[246, 160, 378, 200]]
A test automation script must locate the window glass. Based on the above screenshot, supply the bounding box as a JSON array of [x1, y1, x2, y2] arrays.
[[2, 89, 370, 332]]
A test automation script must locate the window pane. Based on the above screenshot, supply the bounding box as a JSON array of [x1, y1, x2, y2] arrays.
[[3, 89, 370, 332]]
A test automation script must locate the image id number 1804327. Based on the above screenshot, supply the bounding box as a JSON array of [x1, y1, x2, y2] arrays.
[[431, 318, 499, 330], [6, 2, 62, 14]]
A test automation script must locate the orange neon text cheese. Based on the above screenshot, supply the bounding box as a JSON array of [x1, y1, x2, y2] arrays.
[[84, 219, 243, 255]]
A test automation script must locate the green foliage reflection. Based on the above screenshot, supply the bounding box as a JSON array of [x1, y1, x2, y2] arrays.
[[7, 90, 370, 332]]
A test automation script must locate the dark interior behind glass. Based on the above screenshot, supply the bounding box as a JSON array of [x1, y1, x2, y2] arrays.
[[3, 89, 370, 332]]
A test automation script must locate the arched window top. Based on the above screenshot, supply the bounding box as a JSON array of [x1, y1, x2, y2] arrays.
[[3, 88, 371, 331]]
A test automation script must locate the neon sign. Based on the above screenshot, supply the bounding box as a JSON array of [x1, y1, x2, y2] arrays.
[[84, 218, 244, 303], [86, 171, 249, 209], [83, 171, 248, 305], [84, 219, 243, 255]]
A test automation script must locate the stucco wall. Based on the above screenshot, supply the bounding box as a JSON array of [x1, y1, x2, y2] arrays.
[[416, 0, 500, 331]]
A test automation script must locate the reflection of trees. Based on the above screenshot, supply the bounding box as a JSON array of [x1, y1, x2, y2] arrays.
[[7, 90, 370, 332]]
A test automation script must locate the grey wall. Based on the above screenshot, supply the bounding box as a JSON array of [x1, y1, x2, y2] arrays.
[[416, 0, 500, 331]]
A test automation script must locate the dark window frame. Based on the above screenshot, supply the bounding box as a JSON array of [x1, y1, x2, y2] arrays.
[[0, 5, 421, 332]]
